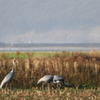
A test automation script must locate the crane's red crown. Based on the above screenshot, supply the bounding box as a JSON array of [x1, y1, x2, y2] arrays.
[[14, 59, 16, 62]]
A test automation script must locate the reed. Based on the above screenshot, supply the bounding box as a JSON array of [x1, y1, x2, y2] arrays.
[[0, 51, 100, 89]]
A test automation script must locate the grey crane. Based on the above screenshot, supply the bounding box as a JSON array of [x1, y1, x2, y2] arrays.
[[0, 59, 18, 89], [37, 75, 72, 89], [37, 75, 53, 89], [53, 75, 72, 88]]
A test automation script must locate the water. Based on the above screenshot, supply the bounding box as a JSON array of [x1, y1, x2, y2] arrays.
[[0, 43, 100, 52]]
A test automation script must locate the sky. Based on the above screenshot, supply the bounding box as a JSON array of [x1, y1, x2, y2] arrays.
[[0, 0, 100, 43]]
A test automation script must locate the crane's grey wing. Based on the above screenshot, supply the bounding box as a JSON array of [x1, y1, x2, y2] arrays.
[[53, 75, 64, 80], [44, 75, 53, 82], [0, 71, 14, 88], [37, 75, 53, 84], [53, 75, 72, 87], [53, 75, 64, 83]]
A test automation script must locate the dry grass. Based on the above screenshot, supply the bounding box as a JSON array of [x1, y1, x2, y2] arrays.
[[0, 51, 100, 88], [0, 88, 100, 100], [0, 51, 100, 99]]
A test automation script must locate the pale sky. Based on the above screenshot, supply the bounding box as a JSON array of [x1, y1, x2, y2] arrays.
[[0, 0, 100, 43]]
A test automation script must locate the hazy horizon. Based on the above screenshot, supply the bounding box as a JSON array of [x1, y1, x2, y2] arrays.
[[0, 0, 100, 43]]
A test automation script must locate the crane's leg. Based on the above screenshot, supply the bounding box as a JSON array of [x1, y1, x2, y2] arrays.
[[57, 83, 59, 88], [47, 83, 51, 93], [9, 82, 12, 90], [51, 82, 56, 89], [47, 83, 50, 90], [5, 83, 8, 89], [42, 82, 46, 90], [58, 83, 62, 87], [57, 83, 61, 90]]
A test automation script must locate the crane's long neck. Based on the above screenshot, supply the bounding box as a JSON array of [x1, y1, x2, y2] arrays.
[[12, 61, 15, 71]]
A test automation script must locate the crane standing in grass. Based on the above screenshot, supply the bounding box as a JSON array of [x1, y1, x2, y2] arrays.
[[53, 75, 72, 88], [0, 59, 18, 89], [37, 75, 72, 89]]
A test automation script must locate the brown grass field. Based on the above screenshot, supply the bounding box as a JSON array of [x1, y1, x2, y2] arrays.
[[0, 50, 100, 99], [0, 88, 100, 100]]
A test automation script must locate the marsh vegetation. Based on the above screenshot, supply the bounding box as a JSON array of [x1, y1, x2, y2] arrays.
[[0, 50, 100, 99]]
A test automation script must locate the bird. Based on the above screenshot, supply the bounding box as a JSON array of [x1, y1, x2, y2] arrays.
[[0, 59, 18, 89], [53, 75, 72, 88], [37, 75, 53, 89], [37, 75, 72, 89]]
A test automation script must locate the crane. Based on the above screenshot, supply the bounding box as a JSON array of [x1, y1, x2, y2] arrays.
[[53, 75, 72, 88], [37, 75, 72, 89], [37, 75, 53, 89], [0, 59, 18, 89]]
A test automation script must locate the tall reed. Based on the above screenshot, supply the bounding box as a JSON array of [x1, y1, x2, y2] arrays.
[[0, 51, 100, 88]]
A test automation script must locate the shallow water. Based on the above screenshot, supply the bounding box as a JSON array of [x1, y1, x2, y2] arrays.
[[0, 43, 100, 52]]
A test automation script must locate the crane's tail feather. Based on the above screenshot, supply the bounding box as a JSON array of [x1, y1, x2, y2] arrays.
[[64, 82, 72, 87]]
